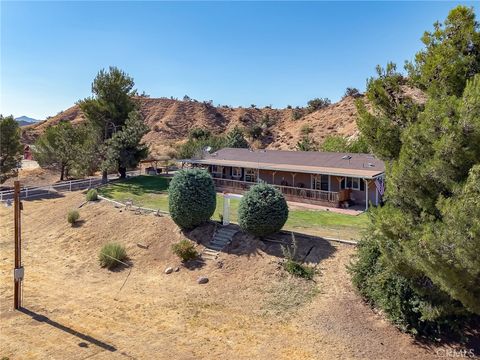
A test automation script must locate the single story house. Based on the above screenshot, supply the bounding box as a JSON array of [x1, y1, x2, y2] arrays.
[[179, 148, 385, 210]]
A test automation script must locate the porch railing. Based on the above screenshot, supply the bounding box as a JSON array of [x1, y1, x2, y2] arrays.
[[212, 178, 339, 203]]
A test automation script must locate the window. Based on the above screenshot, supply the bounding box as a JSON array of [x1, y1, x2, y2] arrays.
[[232, 167, 242, 178], [341, 177, 365, 191], [211, 165, 222, 174], [245, 168, 256, 182], [312, 175, 330, 191]]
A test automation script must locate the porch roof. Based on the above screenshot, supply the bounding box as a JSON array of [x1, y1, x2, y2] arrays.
[[181, 148, 385, 179]]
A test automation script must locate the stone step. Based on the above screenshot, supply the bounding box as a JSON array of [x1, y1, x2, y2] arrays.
[[204, 248, 218, 254], [218, 229, 237, 235], [207, 244, 224, 251], [214, 236, 231, 242]]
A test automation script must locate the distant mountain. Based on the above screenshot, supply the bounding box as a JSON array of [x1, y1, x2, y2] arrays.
[[15, 116, 40, 127]]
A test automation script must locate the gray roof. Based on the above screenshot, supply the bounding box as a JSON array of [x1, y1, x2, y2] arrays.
[[182, 148, 385, 179]]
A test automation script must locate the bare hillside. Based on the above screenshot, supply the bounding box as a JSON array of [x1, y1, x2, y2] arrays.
[[22, 96, 362, 156]]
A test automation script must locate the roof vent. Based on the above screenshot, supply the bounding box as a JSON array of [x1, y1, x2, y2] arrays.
[[342, 155, 352, 160]]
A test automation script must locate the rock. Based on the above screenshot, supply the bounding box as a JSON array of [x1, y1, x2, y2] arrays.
[[174, 267, 180, 272], [197, 276, 209, 284], [164, 267, 173, 274], [216, 261, 224, 269]]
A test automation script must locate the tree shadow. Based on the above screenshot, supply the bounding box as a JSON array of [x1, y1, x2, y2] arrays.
[[221, 224, 337, 265], [411, 320, 480, 357], [19, 307, 117, 352], [182, 258, 206, 270]]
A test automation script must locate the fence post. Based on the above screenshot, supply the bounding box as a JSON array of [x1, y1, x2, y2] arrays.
[[69, 181, 72, 192], [25, 188, 28, 199], [89, 178, 92, 188]]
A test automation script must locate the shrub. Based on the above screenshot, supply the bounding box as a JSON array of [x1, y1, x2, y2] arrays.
[[99, 243, 127, 270], [281, 233, 315, 280], [291, 108, 303, 121], [171, 239, 198, 262], [300, 124, 313, 135], [67, 209, 79, 225], [238, 183, 288, 237], [306, 98, 331, 113], [86, 188, 98, 201], [283, 260, 315, 280], [343, 87, 361, 99], [168, 169, 216, 229], [296, 136, 317, 151]]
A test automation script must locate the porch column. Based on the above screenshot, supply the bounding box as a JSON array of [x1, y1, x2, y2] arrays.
[[272, 171, 276, 186], [365, 179, 369, 211], [223, 194, 230, 226], [291, 173, 297, 187]]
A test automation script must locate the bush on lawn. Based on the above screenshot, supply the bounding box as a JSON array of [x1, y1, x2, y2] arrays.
[[67, 209, 80, 225], [99, 243, 127, 270], [238, 183, 288, 237], [171, 239, 199, 262], [168, 169, 216, 229], [86, 188, 98, 201]]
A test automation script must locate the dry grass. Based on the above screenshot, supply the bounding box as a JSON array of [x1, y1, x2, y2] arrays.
[[0, 191, 460, 359]]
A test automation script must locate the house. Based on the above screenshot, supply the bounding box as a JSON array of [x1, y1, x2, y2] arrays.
[[180, 148, 385, 210]]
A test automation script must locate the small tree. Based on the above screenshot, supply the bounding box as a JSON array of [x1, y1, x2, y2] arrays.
[[306, 98, 331, 113], [343, 87, 361, 99], [86, 189, 98, 201], [0, 115, 23, 183], [168, 169, 216, 229], [224, 126, 249, 148], [238, 183, 288, 237], [296, 136, 317, 151]]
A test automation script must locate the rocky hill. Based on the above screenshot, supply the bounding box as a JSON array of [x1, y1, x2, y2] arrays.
[[22, 96, 363, 156]]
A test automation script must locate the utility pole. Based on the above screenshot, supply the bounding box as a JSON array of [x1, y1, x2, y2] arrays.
[[13, 181, 23, 310]]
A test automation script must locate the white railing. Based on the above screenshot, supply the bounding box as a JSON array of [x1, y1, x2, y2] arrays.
[[0, 170, 142, 202], [213, 178, 339, 203]]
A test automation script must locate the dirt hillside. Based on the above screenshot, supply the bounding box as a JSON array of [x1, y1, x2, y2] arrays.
[[1, 191, 473, 359], [22, 96, 363, 156]]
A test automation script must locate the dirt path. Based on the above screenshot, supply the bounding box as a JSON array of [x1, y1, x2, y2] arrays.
[[0, 192, 454, 359]]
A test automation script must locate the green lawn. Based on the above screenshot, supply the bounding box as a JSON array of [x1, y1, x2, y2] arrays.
[[99, 175, 368, 240]]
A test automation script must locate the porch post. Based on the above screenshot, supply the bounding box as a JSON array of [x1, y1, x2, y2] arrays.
[[365, 179, 369, 211], [272, 171, 276, 186], [291, 173, 296, 187], [223, 194, 230, 226]]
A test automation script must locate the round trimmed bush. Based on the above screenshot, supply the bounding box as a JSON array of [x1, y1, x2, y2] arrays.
[[168, 169, 216, 229], [86, 188, 98, 201], [238, 183, 288, 237]]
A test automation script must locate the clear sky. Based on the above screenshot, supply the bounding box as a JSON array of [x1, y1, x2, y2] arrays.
[[0, 1, 476, 119]]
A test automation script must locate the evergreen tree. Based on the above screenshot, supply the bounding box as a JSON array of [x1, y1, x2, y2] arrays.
[[78, 67, 138, 182], [351, 6, 480, 335], [224, 126, 249, 148], [33, 122, 94, 181], [102, 111, 149, 178], [0, 115, 23, 183]]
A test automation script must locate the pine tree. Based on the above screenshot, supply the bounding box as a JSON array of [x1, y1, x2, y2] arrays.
[[0, 115, 23, 183], [224, 126, 249, 148], [102, 111, 149, 178], [351, 6, 480, 335], [78, 67, 138, 182]]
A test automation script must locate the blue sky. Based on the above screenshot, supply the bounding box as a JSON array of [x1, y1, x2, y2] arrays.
[[1, 1, 476, 119]]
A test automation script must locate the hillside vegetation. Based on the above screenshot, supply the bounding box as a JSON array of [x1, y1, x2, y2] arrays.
[[22, 95, 365, 156]]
